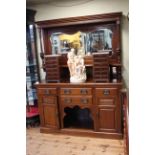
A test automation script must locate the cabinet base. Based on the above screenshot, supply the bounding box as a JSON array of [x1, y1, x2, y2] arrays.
[[40, 127, 123, 139]]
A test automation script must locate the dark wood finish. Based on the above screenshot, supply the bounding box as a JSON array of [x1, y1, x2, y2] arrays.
[[60, 88, 92, 95], [95, 87, 121, 134], [42, 104, 59, 128], [38, 88, 57, 95], [36, 12, 122, 28], [37, 88, 60, 130], [95, 88, 117, 96], [35, 12, 123, 139], [97, 106, 116, 132], [121, 89, 129, 155], [36, 12, 122, 82], [60, 96, 92, 105], [44, 55, 60, 82], [36, 83, 122, 139], [93, 53, 110, 82]]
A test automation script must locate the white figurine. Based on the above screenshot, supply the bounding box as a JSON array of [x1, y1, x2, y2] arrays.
[[67, 48, 86, 83], [67, 48, 75, 77]]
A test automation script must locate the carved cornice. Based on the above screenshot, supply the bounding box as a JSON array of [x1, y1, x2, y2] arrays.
[[36, 12, 122, 28]]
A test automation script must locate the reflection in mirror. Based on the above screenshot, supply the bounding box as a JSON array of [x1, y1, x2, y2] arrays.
[[50, 28, 113, 55], [50, 32, 62, 55]]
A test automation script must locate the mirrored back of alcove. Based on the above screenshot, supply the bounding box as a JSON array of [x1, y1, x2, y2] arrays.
[[50, 28, 113, 55]]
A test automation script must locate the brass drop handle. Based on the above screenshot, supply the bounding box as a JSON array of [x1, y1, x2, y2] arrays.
[[103, 89, 110, 95], [64, 89, 71, 94], [80, 89, 88, 94], [64, 98, 72, 104], [81, 98, 88, 104], [45, 89, 50, 95]]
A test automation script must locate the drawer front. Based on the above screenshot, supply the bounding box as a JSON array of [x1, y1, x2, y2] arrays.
[[60, 88, 92, 95], [97, 97, 116, 106], [42, 96, 56, 104], [95, 88, 117, 97], [60, 96, 92, 105], [38, 88, 57, 95]]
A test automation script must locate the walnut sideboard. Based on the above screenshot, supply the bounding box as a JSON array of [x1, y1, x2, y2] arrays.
[[36, 82, 123, 139]]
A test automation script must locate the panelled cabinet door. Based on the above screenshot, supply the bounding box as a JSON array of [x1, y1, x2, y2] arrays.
[[97, 105, 117, 132], [43, 104, 59, 129], [41, 96, 59, 129], [95, 87, 121, 133]]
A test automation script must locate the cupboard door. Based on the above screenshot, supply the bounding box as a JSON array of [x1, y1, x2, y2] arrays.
[[39, 95, 59, 129], [97, 105, 117, 132], [43, 104, 59, 129]]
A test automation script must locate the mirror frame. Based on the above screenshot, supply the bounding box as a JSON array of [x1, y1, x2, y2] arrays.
[[36, 12, 122, 65]]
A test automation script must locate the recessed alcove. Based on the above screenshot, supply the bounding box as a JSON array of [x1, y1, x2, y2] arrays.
[[63, 106, 94, 129]]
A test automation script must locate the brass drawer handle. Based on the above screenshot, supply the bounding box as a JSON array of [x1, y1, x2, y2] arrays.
[[45, 89, 50, 95], [80, 89, 88, 94], [103, 89, 110, 95], [64, 98, 72, 104], [64, 89, 71, 94], [81, 98, 88, 104]]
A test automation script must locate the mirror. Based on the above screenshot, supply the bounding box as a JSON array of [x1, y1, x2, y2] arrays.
[[50, 28, 113, 55]]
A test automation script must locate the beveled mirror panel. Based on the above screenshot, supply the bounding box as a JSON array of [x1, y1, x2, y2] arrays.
[[50, 28, 113, 55]]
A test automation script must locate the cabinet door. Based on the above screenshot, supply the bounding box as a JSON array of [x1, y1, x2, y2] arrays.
[[40, 96, 59, 129], [97, 105, 117, 132], [43, 104, 59, 129], [94, 87, 122, 133]]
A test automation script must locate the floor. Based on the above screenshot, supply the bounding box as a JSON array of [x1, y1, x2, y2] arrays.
[[26, 127, 124, 155]]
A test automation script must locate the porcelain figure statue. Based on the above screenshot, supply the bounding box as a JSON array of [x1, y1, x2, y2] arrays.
[[67, 48, 86, 83]]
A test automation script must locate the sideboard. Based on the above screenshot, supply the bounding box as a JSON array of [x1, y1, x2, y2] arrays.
[[36, 82, 122, 139], [35, 12, 123, 139]]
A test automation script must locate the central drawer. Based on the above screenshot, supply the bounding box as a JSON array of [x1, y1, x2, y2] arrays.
[[60, 88, 92, 95], [60, 96, 92, 105]]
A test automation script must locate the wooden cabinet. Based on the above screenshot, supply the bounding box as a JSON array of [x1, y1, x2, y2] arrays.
[[97, 106, 116, 132], [60, 88, 92, 95], [36, 12, 122, 83], [93, 53, 109, 82], [95, 88, 121, 134], [36, 83, 122, 139], [35, 12, 123, 139], [121, 89, 129, 155], [95, 99, 117, 132], [38, 88, 60, 130], [42, 103, 59, 129], [44, 55, 60, 82], [59, 87, 93, 129]]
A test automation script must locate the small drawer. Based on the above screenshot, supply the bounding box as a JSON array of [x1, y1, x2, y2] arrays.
[[95, 88, 117, 97], [38, 88, 57, 95], [60, 88, 92, 95], [97, 98, 115, 105], [61, 96, 92, 105], [42, 96, 56, 104]]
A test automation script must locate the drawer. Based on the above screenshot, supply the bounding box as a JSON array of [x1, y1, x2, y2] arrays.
[[38, 88, 57, 95], [60, 88, 92, 95], [60, 96, 92, 105], [42, 96, 57, 104], [97, 97, 115, 105], [95, 88, 117, 97]]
